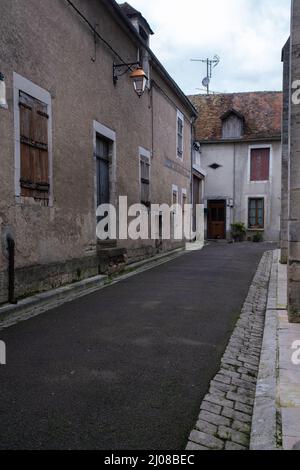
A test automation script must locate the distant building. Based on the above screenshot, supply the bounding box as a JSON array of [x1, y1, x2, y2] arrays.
[[0, 0, 197, 304], [189, 92, 282, 242]]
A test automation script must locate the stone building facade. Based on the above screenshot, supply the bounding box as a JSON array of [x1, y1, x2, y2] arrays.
[[281, 0, 300, 322], [281, 38, 291, 265], [0, 0, 197, 304], [189, 92, 282, 242]]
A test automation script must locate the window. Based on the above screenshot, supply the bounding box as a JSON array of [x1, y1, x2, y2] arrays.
[[172, 185, 179, 205], [172, 185, 179, 218], [248, 198, 264, 229], [93, 120, 116, 218], [222, 113, 244, 139], [96, 136, 110, 207], [139, 147, 151, 207], [209, 163, 222, 170], [250, 148, 270, 182], [19, 91, 50, 204], [14, 73, 52, 206], [177, 110, 184, 159], [139, 26, 148, 42]]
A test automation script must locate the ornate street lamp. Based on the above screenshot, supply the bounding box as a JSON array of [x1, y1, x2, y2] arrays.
[[130, 67, 148, 98], [0, 73, 8, 109], [113, 62, 148, 98]]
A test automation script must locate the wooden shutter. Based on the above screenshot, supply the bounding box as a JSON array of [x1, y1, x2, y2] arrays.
[[19, 91, 49, 203], [250, 148, 270, 181]]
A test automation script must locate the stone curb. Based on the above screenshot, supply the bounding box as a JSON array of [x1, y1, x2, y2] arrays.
[[0, 248, 186, 331], [250, 250, 279, 450], [0, 275, 107, 330]]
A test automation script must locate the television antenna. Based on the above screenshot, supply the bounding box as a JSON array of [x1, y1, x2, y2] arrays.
[[191, 55, 220, 95]]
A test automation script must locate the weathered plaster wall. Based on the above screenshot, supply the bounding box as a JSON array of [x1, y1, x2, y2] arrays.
[[0, 0, 193, 302], [201, 140, 282, 241]]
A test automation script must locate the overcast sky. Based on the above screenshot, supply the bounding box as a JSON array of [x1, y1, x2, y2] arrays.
[[122, 0, 291, 95]]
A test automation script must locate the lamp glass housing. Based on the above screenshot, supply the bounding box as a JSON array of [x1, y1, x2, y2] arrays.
[[130, 68, 148, 98]]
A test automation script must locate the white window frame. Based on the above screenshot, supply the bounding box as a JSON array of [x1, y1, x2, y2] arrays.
[[13, 72, 53, 205], [93, 120, 117, 215], [246, 195, 266, 231], [139, 146, 151, 205], [247, 144, 273, 184], [176, 109, 184, 160]]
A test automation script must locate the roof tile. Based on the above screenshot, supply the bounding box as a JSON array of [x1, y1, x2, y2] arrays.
[[189, 92, 282, 142]]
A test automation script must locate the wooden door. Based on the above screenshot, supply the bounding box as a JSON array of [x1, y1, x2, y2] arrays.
[[193, 176, 201, 232], [207, 200, 226, 239]]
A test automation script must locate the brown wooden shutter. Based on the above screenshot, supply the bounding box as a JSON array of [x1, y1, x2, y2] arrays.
[[19, 91, 49, 202], [250, 148, 270, 181]]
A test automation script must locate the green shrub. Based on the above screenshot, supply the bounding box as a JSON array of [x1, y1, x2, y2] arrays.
[[253, 232, 263, 243], [231, 222, 247, 242]]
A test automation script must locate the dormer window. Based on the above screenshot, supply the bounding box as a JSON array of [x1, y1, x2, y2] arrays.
[[139, 25, 149, 42], [221, 109, 244, 140], [119, 2, 154, 47]]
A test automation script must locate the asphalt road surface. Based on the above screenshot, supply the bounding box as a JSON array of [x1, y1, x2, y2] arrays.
[[0, 242, 275, 450]]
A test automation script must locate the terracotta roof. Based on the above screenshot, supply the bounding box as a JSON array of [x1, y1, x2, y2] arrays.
[[189, 92, 282, 142]]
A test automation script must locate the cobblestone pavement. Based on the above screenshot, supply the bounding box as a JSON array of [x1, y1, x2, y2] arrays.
[[186, 251, 273, 451]]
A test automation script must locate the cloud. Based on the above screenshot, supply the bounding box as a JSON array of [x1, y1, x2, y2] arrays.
[[120, 0, 291, 94]]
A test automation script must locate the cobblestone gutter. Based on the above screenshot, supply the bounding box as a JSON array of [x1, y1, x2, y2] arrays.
[[186, 251, 273, 451]]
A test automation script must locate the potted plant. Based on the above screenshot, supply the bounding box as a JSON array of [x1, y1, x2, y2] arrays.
[[231, 222, 247, 242], [253, 231, 263, 243]]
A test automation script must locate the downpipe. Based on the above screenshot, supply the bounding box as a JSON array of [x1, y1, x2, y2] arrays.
[[7, 235, 17, 304]]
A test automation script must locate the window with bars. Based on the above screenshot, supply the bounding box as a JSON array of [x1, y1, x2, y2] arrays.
[[248, 198, 264, 229], [140, 155, 150, 206], [250, 148, 270, 182], [19, 91, 50, 204], [177, 111, 184, 159]]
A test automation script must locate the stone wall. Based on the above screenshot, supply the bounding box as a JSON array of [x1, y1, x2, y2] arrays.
[[281, 39, 290, 264], [288, 0, 300, 322]]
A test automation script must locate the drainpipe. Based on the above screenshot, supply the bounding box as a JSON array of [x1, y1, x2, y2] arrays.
[[7, 235, 17, 304], [233, 143, 236, 224], [190, 117, 196, 241]]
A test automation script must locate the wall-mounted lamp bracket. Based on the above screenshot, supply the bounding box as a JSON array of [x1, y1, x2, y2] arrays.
[[113, 61, 140, 86]]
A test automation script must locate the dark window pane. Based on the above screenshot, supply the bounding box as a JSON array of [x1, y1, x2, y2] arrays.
[[248, 198, 264, 228]]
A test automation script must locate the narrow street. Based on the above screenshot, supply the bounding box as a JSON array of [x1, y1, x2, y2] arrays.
[[0, 243, 274, 450]]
